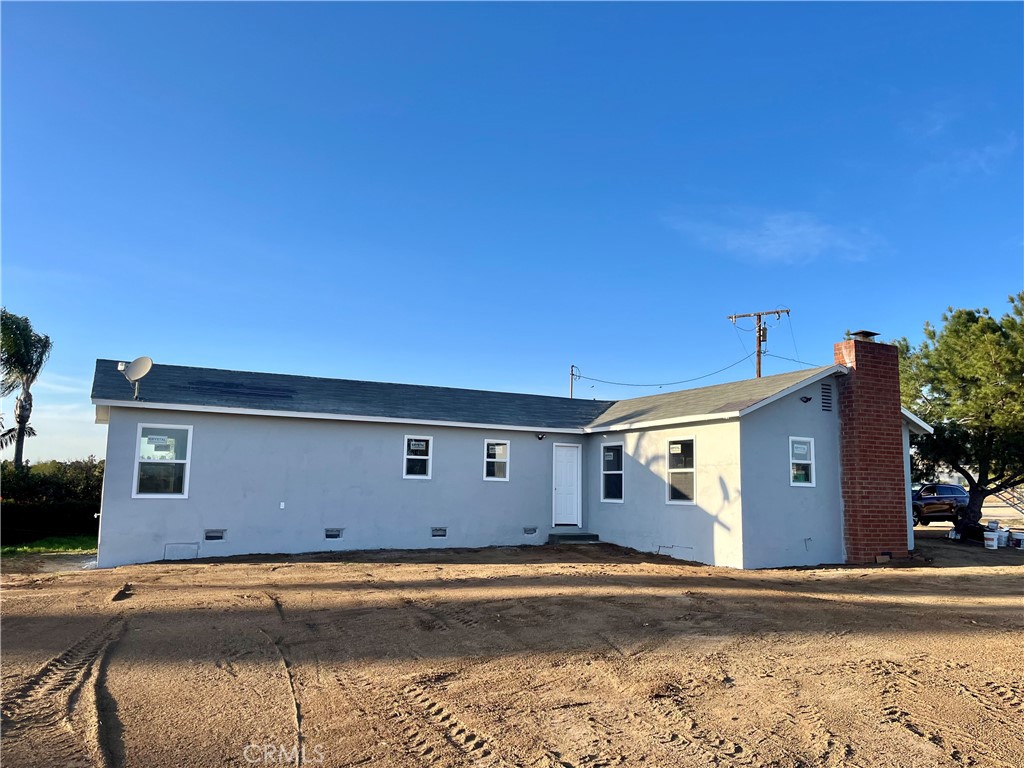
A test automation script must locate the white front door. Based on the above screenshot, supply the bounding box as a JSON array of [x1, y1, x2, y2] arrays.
[[552, 443, 582, 526]]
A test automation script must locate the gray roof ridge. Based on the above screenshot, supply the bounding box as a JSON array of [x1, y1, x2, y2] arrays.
[[612, 363, 837, 406]]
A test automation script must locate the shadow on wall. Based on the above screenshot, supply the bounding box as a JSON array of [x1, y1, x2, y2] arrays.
[[596, 437, 739, 565]]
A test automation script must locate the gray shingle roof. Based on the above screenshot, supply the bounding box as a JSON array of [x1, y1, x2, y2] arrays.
[[585, 365, 838, 430], [91, 360, 616, 430], [91, 360, 839, 431]]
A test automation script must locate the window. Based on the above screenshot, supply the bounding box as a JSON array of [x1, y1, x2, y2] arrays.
[[484, 440, 510, 481], [404, 435, 432, 479], [790, 437, 815, 487], [134, 424, 192, 498], [667, 439, 696, 504], [601, 443, 624, 502]]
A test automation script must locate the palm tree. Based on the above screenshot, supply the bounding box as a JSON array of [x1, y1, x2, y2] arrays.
[[0, 416, 36, 452], [1, 309, 52, 469]]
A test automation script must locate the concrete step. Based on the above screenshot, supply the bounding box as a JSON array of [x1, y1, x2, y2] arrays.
[[547, 533, 601, 545]]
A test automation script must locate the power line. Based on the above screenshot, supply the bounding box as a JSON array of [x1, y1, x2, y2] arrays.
[[763, 352, 824, 368], [727, 308, 791, 377], [781, 307, 801, 362], [574, 352, 755, 389]]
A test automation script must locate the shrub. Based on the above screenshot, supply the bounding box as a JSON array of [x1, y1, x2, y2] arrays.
[[1, 457, 104, 545]]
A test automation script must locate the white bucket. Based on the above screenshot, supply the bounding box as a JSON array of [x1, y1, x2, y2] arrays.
[[997, 530, 1009, 547], [1010, 531, 1024, 549], [983, 531, 998, 550]]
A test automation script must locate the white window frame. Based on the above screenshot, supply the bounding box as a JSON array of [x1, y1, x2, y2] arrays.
[[403, 434, 433, 480], [789, 436, 816, 487], [665, 437, 697, 505], [132, 423, 193, 499], [483, 439, 510, 482], [601, 442, 624, 503]]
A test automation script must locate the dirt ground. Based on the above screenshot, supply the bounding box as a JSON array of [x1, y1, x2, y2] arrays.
[[2, 533, 1022, 768]]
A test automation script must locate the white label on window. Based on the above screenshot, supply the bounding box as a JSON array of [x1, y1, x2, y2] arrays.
[[409, 440, 426, 451], [605, 451, 615, 460], [670, 444, 682, 454], [793, 443, 808, 456], [147, 436, 169, 446]]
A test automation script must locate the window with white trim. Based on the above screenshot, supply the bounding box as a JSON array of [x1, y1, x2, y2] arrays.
[[666, 438, 696, 503], [134, 424, 192, 497], [484, 439, 509, 481], [790, 436, 815, 486], [404, 435, 432, 479], [601, 443, 624, 502]]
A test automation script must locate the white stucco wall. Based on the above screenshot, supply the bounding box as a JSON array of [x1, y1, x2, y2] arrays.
[[97, 407, 586, 567], [586, 421, 745, 568], [738, 380, 844, 568]]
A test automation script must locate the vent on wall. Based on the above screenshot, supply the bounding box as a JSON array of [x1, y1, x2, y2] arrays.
[[431, 527, 447, 538], [523, 527, 538, 536], [821, 382, 833, 412], [325, 528, 343, 540], [204, 529, 225, 541]]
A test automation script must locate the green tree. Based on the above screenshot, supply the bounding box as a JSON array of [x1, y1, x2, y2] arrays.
[[1, 309, 53, 470], [0, 416, 36, 451], [897, 293, 1024, 523]]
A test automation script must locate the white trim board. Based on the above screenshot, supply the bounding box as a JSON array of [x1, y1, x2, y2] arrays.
[[93, 399, 587, 434]]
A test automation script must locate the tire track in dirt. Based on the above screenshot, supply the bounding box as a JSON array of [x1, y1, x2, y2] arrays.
[[330, 661, 475, 766], [400, 681, 517, 767], [1, 615, 125, 768], [400, 586, 765, 766], [323, 614, 575, 767], [872, 658, 1019, 768], [254, 625, 305, 766], [251, 591, 307, 766], [979, 682, 1023, 712], [752, 643, 865, 768], [645, 678, 758, 767], [776, 678, 862, 768]]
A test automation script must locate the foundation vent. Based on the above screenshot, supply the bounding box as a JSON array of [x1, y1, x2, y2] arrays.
[[204, 529, 225, 541], [821, 382, 833, 412], [523, 526, 538, 536], [324, 528, 343, 540], [431, 527, 448, 538]]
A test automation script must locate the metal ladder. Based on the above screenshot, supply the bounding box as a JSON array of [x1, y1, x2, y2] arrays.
[[995, 487, 1024, 515]]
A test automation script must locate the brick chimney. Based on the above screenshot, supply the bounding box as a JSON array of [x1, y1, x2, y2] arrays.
[[834, 334, 908, 564]]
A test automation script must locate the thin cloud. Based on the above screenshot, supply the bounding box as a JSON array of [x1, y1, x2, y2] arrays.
[[920, 133, 1018, 185], [34, 373, 92, 395], [901, 106, 961, 139], [666, 209, 884, 266]]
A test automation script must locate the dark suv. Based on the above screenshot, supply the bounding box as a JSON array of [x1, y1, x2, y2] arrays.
[[912, 483, 969, 525]]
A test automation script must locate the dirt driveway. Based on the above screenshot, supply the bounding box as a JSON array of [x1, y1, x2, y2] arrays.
[[2, 536, 1021, 768]]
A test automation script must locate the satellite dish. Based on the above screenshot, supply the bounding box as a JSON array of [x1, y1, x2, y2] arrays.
[[124, 356, 153, 382], [122, 356, 154, 400]]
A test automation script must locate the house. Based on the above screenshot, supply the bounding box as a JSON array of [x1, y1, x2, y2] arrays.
[[90, 335, 931, 569]]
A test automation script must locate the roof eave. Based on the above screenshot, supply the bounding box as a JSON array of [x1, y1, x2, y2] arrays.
[[735, 364, 848, 417], [90, 398, 589, 434], [901, 407, 934, 435], [583, 411, 741, 433]]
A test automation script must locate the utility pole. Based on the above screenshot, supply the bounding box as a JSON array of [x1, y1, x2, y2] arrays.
[[727, 308, 791, 378], [569, 365, 580, 398]]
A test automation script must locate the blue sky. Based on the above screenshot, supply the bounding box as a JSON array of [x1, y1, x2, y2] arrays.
[[3, 2, 1021, 461]]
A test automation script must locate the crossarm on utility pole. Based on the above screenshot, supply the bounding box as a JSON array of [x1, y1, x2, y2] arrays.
[[727, 309, 791, 378]]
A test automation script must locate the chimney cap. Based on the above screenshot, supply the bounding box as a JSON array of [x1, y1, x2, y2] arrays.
[[850, 329, 880, 342]]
